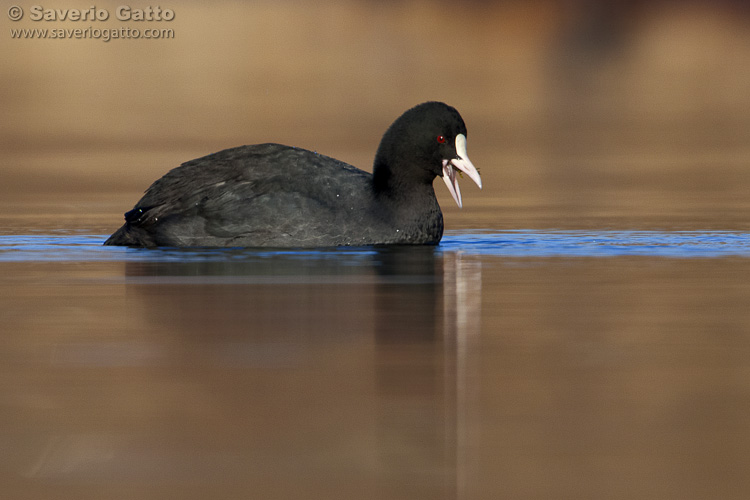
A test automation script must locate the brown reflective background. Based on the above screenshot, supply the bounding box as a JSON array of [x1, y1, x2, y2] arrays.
[[2, 1, 750, 499], [2, 253, 750, 499]]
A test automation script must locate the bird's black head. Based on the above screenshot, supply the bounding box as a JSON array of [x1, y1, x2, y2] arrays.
[[373, 102, 481, 207]]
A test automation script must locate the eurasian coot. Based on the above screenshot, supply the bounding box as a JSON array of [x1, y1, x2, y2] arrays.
[[104, 101, 481, 247]]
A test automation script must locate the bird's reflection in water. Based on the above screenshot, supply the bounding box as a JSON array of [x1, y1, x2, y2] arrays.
[[371, 247, 448, 496], [443, 252, 483, 498], [372, 247, 482, 498], [121, 245, 482, 499]]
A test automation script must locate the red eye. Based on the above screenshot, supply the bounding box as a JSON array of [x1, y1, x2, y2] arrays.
[[437, 135, 446, 144]]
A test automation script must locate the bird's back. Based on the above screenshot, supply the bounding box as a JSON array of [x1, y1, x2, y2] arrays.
[[105, 144, 382, 247]]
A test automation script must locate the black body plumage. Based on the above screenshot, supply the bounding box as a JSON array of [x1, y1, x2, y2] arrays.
[[104, 102, 478, 247]]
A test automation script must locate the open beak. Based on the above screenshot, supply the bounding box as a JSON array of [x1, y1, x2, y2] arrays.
[[441, 134, 482, 208]]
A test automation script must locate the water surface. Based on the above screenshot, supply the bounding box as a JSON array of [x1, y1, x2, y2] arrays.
[[3, 230, 750, 262], [2, 228, 750, 499]]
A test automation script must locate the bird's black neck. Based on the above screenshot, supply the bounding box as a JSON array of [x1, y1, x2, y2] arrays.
[[372, 158, 436, 202], [371, 157, 442, 242]]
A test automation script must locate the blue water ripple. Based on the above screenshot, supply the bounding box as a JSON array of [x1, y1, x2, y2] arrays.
[[439, 230, 750, 258], [1, 231, 750, 262]]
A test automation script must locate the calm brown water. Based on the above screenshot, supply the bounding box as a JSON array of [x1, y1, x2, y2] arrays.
[[1, 214, 750, 500]]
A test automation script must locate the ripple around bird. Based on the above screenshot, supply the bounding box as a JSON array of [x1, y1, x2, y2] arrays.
[[2, 230, 750, 263]]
